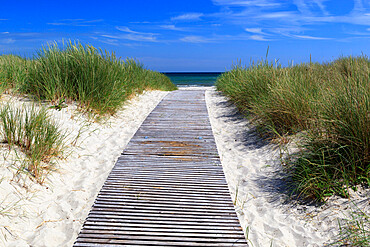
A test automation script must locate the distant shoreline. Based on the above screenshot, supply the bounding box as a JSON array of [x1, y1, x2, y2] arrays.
[[164, 72, 222, 86], [162, 71, 223, 75]]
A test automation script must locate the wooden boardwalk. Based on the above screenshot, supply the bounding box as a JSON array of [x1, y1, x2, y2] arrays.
[[74, 90, 248, 246]]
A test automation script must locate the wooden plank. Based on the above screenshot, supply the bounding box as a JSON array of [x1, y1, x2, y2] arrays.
[[79, 230, 245, 239], [74, 90, 247, 246], [82, 222, 244, 231], [82, 225, 243, 234]]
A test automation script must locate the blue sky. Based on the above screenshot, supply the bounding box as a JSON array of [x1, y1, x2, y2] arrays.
[[0, 0, 369, 72]]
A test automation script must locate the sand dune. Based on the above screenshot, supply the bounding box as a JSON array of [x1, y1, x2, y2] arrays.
[[0, 87, 368, 246], [206, 88, 369, 246], [0, 90, 168, 246]]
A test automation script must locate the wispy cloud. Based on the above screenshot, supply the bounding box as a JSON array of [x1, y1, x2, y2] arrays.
[[0, 19, 8, 21], [109, 26, 158, 42], [171, 13, 204, 21], [48, 19, 103, 26], [245, 27, 264, 34], [249, 35, 269, 41], [290, 34, 331, 40], [159, 24, 185, 31], [213, 0, 282, 8], [180, 35, 212, 43], [258, 11, 297, 19], [116, 26, 141, 34], [211, 0, 370, 40], [96, 37, 119, 46], [0, 38, 15, 44]]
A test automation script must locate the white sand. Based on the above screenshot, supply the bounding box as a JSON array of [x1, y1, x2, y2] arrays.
[[0, 90, 168, 246], [205, 88, 369, 246], [0, 87, 368, 247]]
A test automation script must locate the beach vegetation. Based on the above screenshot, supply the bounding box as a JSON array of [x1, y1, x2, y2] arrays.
[[0, 40, 176, 182], [0, 103, 67, 182], [216, 55, 370, 202], [0, 40, 176, 115], [335, 203, 369, 246], [0, 55, 29, 94]]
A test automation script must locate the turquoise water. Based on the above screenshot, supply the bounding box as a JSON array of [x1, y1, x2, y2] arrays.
[[164, 72, 222, 87]]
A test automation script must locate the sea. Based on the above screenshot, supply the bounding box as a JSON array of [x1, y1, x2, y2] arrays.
[[163, 72, 222, 87]]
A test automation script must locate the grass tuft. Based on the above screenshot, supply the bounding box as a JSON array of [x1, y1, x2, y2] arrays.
[[21, 41, 176, 115], [0, 103, 67, 182], [335, 204, 370, 246], [216, 55, 370, 201], [1, 40, 176, 116], [0, 55, 29, 94], [0, 40, 176, 182]]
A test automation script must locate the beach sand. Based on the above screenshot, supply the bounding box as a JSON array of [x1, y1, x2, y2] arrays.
[[0, 90, 168, 246], [206, 87, 369, 246], [0, 87, 368, 246]]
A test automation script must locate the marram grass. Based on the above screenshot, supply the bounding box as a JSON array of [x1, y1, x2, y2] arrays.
[[0, 103, 67, 182], [0, 55, 29, 94], [216, 55, 370, 202], [0, 40, 176, 181], [1, 40, 176, 115], [22, 41, 176, 115]]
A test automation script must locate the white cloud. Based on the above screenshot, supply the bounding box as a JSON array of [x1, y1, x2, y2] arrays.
[[159, 25, 184, 31], [259, 11, 297, 19], [211, 0, 370, 42], [245, 28, 263, 34], [101, 34, 119, 39], [291, 34, 330, 40], [122, 34, 157, 42], [48, 19, 103, 26], [180, 35, 211, 43], [116, 26, 140, 33], [98, 37, 119, 46], [171, 13, 204, 21], [106, 27, 158, 42], [213, 0, 281, 8], [249, 35, 269, 41]]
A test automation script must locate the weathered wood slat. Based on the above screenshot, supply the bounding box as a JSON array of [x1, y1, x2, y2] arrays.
[[75, 240, 247, 247], [82, 222, 243, 231], [100, 186, 231, 194], [103, 180, 229, 188], [89, 208, 237, 216], [79, 230, 245, 239], [82, 225, 243, 234], [74, 90, 247, 246]]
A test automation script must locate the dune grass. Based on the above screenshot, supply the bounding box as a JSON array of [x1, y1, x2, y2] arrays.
[[21, 41, 176, 115], [1, 41, 176, 115], [216, 55, 370, 201], [0, 40, 176, 180], [0, 103, 67, 182], [336, 206, 370, 246], [0, 55, 29, 94]]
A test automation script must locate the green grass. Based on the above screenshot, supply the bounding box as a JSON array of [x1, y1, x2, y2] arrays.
[[0, 40, 176, 181], [0, 103, 67, 182], [0, 55, 29, 94], [22, 41, 176, 115], [1, 40, 176, 115], [216, 55, 370, 202], [335, 204, 370, 246]]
